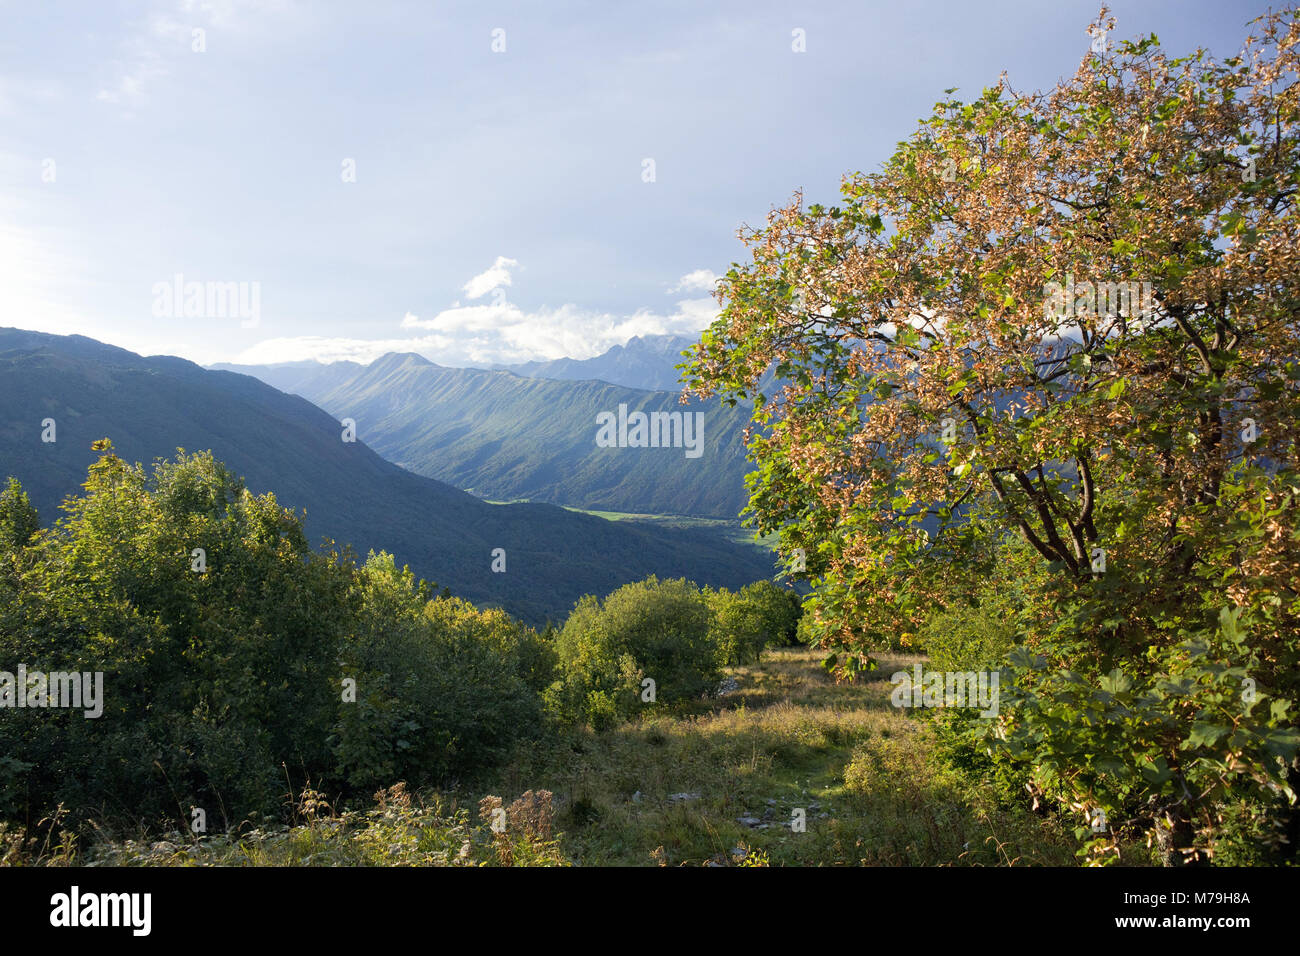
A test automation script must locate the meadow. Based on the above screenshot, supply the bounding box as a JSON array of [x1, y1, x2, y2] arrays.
[[13, 648, 1091, 868]]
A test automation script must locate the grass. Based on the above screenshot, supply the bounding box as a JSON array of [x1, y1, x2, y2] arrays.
[[6, 647, 1081, 867], [488, 646, 1079, 866], [558, 507, 778, 550], [483, 500, 777, 551]]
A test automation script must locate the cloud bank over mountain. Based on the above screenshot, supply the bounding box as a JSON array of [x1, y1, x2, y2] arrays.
[[231, 261, 721, 367]]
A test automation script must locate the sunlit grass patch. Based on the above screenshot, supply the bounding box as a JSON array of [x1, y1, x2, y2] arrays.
[[485, 646, 1078, 866], [12, 647, 1080, 867]]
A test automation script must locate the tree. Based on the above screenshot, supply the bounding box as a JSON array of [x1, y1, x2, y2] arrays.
[[0, 478, 39, 553], [1, 444, 546, 829], [685, 9, 1300, 862]]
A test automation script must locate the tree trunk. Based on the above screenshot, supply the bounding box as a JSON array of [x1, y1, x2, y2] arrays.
[[1153, 805, 1203, 866]]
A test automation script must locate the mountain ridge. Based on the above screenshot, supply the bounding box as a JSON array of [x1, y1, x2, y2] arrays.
[[212, 336, 755, 518], [489, 333, 699, 391], [306, 358, 754, 517], [1, 327, 774, 624]]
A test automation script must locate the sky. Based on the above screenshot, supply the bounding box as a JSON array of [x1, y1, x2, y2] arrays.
[[0, 0, 1273, 367]]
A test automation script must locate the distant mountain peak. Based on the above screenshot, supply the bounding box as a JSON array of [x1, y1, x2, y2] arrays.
[[369, 351, 435, 372], [490, 333, 698, 391]]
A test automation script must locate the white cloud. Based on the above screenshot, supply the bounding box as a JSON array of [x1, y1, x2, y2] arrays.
[[178, 0, 293, 28], [396, 294, 716, 365], [462, 255, 518, 300], [96, 55, 166, 104], [148, 14, 192, 43], [232, 333, 457, 366], [97, 0, 300, 107], [231, 259, 720, 367], [233, 298, 717, 367], [668, 268, 718, 294]]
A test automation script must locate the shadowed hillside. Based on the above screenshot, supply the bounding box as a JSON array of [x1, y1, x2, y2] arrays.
[[0, 328, 775, 624], [292, 352, 756, 518]]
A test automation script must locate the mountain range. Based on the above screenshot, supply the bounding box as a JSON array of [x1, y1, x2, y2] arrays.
[[213, 335, 757, 518], [491, 333, 699, 391], [0, 328, 775, 624]]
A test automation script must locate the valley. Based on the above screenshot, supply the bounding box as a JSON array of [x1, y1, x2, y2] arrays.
[[215, 335, 757, 519], [0, 328, 774, 626]]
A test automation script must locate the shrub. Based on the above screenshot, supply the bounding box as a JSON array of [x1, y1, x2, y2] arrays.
[[0, 447, 346, 824], [917, 603, 1016, 673], [708, 581, 802, 665], [998, 607, 1300, 865], [333, 554, 545, 790], [0, 446, 547, 832], [548, 576, 717, 728]]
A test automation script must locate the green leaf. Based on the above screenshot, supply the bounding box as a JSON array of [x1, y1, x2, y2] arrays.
[[1139, 756, 1173, 785], [1218, 606, 1245, 644], [1262, 728, 1300, 761], [1098, 669, 1133, 694], [1185, 722, 1230, 749]]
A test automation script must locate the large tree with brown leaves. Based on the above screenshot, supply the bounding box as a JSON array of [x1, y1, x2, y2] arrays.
[[686, 9, 1300, 863]]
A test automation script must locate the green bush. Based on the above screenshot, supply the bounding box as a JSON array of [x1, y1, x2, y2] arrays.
[[0, 445, 547, 830], [707, 581, 802, 665], [332, 555, 550, 792], [998, 607, 1300, 865], [0, 447, 346, 824], [548, 576, 717, 728], [917, 603, 1016, 673]]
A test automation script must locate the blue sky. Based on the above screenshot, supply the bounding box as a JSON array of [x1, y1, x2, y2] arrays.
[[0, 0, 1270, 366]]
